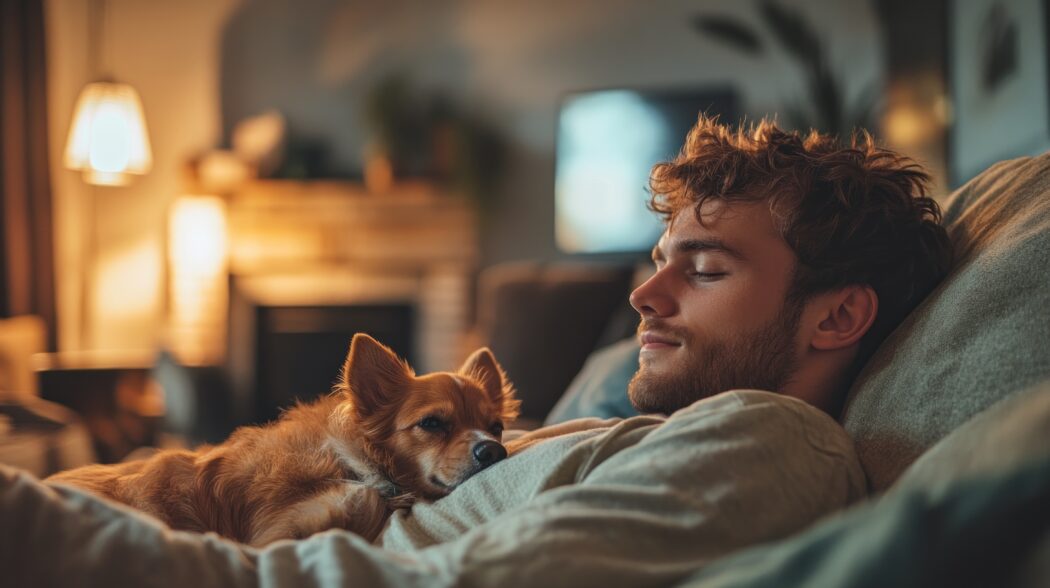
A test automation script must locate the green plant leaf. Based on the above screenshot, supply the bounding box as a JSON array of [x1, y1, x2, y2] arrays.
[[808, 62, 844, 136], [759, 0, 822, 65], [691, 15, 764, 55], [695, 0, 878, 141]]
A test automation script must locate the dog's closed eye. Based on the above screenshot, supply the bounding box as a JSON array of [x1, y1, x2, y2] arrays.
[[418, 416, 446, 432]]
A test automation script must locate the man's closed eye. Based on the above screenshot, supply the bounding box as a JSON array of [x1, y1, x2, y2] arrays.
[[691, 272, 728, 282]]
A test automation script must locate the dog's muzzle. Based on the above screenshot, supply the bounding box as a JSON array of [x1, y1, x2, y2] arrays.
[[472, 440, 507, 469]]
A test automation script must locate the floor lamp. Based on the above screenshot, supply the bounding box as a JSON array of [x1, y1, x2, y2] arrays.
[[62, 0, 152, 349]]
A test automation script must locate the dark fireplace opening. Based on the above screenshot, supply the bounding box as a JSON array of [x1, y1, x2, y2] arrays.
[[227, 282, 415, 426]]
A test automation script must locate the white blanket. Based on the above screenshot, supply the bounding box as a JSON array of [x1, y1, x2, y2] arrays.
[[0, 390, 865, 588]]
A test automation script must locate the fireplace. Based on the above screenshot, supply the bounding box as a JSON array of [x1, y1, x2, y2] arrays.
[[228, 293, 414, 425], [169, 180, 477, 427]]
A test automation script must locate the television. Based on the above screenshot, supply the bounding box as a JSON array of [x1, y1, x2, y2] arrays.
[[554, 87, 738, 254]]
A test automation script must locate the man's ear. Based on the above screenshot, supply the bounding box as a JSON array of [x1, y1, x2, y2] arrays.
[[340, 333, 412, 413], [459, 347, 520, 422], [809, 285, 878, 351]]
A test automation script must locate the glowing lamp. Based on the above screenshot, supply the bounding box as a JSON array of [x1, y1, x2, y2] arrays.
[[167, 195, 229, 364], [168, 196, 228, 275], [64, 81, 152, 186]]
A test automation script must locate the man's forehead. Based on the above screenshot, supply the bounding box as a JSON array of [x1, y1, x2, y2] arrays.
[[657, 201, 783, 257]]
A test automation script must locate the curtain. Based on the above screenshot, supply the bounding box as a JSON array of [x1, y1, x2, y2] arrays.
[[0, 0, 56, 350]]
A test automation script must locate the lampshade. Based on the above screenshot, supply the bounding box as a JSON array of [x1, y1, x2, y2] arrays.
[[64, 81, 152, 186]]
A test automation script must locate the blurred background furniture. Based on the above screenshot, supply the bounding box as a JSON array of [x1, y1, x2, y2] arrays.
[[0, 398, 95, 478], [0, 316, 95, 476], [0, 316, 47, 401], [469, 262, 640, 423], [34, 351, 161, 463]]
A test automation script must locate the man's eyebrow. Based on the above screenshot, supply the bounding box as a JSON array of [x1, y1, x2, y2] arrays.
[[674, 238, 746, 260]]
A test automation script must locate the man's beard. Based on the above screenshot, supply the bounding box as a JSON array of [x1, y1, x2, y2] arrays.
[[628, 297, 804, 415]]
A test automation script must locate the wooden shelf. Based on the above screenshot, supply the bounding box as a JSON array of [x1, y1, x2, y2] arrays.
[[226, 180, 478, 275]]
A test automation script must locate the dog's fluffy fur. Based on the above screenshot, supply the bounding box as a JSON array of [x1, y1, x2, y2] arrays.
[[46, 334, 519, 546]]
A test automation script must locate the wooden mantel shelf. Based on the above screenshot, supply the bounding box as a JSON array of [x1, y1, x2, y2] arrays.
[[226, 180, 478, 275]]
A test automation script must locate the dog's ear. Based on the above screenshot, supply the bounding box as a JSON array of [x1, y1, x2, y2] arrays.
[[458, 347, 520, 422], [340, 333, 412, 413]]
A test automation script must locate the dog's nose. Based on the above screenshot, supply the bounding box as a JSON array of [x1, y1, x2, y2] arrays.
[[472, 440, 507, 468]]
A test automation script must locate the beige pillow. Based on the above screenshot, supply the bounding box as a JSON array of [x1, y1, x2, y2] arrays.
[[842, 153, 1050, 492]]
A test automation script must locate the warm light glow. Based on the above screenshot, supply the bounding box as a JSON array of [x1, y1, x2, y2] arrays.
[[883, 105, 930, 147], [64, 81, 153, 186], [167, 196, 229, 364], [95, 240, 163, 323], [169, 196, 228, 275]]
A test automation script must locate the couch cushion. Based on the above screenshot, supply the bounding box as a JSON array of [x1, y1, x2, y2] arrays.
[[475, 262, 635, 421], [544, 337, 641, 425], [679, 452, 1050, 588], [894, 381, 1050, 491], [682, 383, 1050, 588], [841, 153, 1050, 492]]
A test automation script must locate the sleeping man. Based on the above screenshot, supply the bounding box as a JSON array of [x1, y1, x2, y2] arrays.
[[0, 117, 952, 587]]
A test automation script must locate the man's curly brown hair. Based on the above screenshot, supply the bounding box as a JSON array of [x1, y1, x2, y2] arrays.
[[648, 116, 953, 363]]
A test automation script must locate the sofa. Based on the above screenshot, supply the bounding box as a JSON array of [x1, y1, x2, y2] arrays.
[[477, 152, 1050, 584], [0, 153, 1048, 586]]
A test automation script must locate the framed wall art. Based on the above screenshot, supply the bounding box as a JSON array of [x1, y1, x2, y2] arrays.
[[948, 0, 1050, 186]]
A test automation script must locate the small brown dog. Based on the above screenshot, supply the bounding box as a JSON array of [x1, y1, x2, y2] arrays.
[[46, 333, 520, 546]]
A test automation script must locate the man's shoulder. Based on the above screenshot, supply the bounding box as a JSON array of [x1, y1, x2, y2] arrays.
[[667, 389, 837, 424], [583, 389, 867, 508], [518, 390, 847, 457], [650, 390, 858, 461]]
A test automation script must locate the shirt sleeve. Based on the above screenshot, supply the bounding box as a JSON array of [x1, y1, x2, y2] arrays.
[[0, 390, 865, 588]]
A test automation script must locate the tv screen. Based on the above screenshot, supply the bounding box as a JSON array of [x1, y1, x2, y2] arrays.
[[554, 87, 738, 254]]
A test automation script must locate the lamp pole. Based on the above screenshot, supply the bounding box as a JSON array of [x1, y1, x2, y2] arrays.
[[80, 185, 97, 350]]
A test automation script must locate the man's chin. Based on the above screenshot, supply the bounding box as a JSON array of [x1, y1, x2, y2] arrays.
[[628, 369, 703, 416]]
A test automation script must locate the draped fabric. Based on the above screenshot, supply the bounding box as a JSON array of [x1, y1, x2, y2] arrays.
[[0, 0, 56, 350]]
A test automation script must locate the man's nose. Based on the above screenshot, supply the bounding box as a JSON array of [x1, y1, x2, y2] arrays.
[[629, 271, 675, 317]]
